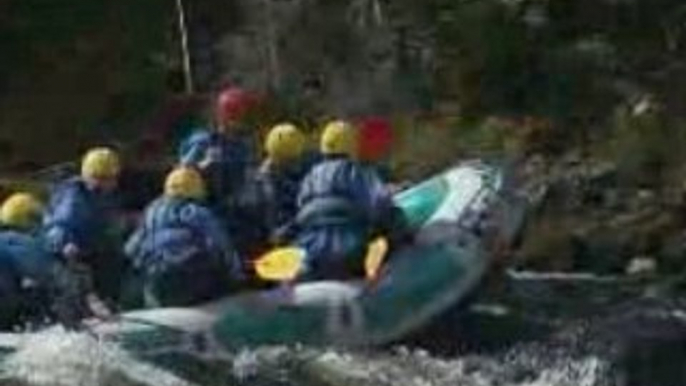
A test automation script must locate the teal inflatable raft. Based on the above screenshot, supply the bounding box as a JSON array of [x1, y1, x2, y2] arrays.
[[0, 160, 527, 357]]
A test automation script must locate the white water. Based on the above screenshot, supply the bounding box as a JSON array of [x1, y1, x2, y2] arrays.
[[0, 329, 613, 386], [2, 284, 683, 386], [297, 347, 610, 386], [2, 329, 195, 386]]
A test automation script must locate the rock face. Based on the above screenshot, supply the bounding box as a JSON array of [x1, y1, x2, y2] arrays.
[[187, 0, 435, 116], [516, 154, 686, 275]]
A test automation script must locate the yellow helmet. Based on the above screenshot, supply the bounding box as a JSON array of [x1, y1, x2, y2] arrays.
[[164, 167, 206, 199], [0, 193, 44, 229], [81, 147, 121, 180], [265, 123, 306, 164], [320, 120, 357, 157]]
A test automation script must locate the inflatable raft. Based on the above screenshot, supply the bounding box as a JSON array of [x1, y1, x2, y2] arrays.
[[0, 160, 527, 358]]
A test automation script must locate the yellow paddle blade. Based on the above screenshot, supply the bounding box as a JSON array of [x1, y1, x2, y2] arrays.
[[364, 237, 389, 281], [254, 247, 305, 281]]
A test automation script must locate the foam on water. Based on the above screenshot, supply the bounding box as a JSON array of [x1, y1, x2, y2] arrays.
[[1, 295, 683, 386], [0, 329, 614, 386], [295, 346, 611, 386], [1, 329, 195, 386]]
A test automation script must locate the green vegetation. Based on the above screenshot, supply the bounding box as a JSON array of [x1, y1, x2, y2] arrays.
[[0, 0, 173, 168]]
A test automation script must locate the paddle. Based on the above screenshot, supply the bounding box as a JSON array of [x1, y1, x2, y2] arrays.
[[254, 237, 390, 282], [254, 247, 306, 281], [363, 237, 389, 281]]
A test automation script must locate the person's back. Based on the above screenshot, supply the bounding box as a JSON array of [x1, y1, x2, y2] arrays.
[[296, 158, 394, 279], [43, 177, 111, 255], [257, 123, 320, 239], [178, 88, 260, 257], [179, 130, 253, 208], [0, 193, 58, 328], [125, 167, 242, 307], [0, 229, 52, 286], [177, 87, 257, 213], [292, 121, 397, 280]]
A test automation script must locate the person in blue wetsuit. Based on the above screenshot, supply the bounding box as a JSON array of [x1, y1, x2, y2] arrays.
[[178, 87, 258, 256], [0, 192, 97, 328], [0, 193, 53, 328], [257, 123, 320, 241], [178, 87, 256, 214], [42, 147, 126, 310], [0, 191, 119, 329], [286, 121, 407, 280], [125, 166, 243, 307]]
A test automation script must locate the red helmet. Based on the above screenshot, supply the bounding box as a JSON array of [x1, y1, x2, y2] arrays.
[[215, 87, 254, 123], [357, 117, 393, 162]]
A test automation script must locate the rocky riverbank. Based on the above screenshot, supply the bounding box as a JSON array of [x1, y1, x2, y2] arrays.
[[512, 150, 686, 282]]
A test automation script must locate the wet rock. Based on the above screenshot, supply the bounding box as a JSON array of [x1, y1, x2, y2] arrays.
[[613, 313, 686, 386], [659, 231, 686, 272], [566, 227, 631, 273], [514, 149, 686, 277], [562, 151, 584, 168], [625, 257, 657, 277], [636, 189, 656, 203], [628, 189, 658, 212], [603, 189, 624, 211], [585, 161, 619, 185]]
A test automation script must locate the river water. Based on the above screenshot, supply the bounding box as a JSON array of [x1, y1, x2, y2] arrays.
[[1, 274, 684, 386]]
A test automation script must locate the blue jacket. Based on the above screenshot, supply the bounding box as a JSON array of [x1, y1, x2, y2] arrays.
[[178, 129, 254, 208], [0, 228, 55, 327], [42, 177, 120, 257], [293, 155, 395, 278], [0, 228, 54, 285], [297, 156, 393, 223], [258, 151, 321, 232], [124, 197, 242, 279]]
